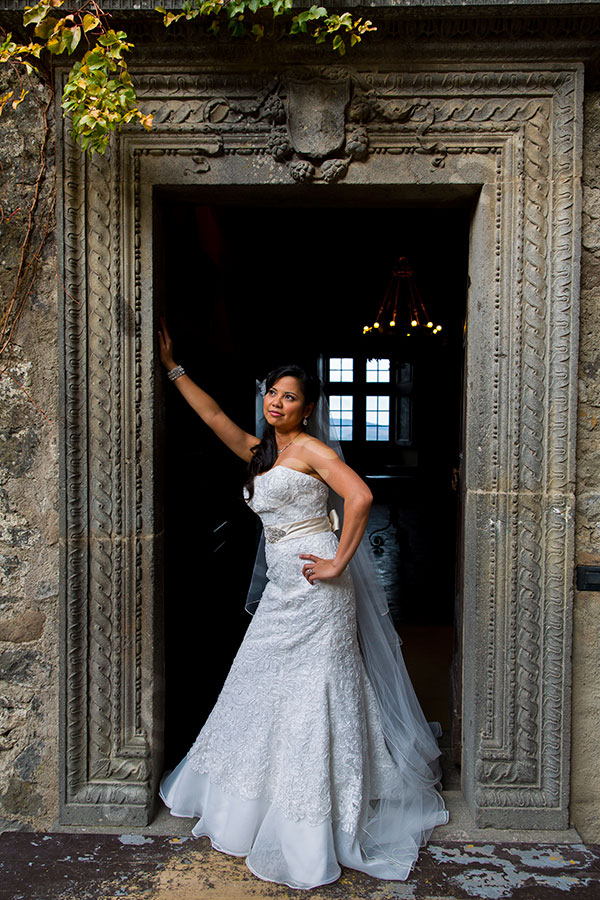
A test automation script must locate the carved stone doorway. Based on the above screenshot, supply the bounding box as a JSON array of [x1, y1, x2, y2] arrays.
[[58, 63, 581, 829]]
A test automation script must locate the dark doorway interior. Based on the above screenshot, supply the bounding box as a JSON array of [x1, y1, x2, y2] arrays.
[[156, 197, 469, 771]]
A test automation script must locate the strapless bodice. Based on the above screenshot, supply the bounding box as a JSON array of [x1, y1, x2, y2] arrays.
[[245, 466, 329, 527]]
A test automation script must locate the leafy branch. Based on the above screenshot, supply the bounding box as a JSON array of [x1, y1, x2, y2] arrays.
[[158, 0, 375, 55], [1, 0, 375, 155], [1, 0, 152, 153]]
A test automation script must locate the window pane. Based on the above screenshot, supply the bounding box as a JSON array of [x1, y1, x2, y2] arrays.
[[366, 358, 390, 383], [366, 395, 390, 441], [329, 357, 353, 383], [329, 394, 353, 441]]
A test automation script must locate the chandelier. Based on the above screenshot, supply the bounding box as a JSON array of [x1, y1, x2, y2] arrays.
[[362, 256, 442, 337]]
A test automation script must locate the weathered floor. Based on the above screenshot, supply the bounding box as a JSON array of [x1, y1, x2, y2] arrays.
[[1, 833, 599, 900]]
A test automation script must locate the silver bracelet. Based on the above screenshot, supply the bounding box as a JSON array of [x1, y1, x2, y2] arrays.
[[167, 364, 185, 382]]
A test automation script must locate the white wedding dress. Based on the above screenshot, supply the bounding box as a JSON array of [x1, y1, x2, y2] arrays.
[[160, 465, 448, 889]]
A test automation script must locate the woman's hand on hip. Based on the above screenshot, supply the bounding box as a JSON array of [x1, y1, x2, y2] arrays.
[[299, 554, 343, 584]]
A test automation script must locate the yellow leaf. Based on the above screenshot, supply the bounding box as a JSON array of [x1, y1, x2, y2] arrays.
[[12, 87, 28, 109], [0, 91, 14, 116], [82, 13, 99, 32]]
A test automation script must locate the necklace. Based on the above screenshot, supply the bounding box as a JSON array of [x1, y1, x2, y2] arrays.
[[277, 435, 299, 455]]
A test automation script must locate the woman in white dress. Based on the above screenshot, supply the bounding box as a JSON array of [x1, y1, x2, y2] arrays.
[[158, 320, 448, 890]]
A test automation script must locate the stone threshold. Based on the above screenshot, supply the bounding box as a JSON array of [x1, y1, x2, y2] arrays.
[[47, 792, 583, 843]]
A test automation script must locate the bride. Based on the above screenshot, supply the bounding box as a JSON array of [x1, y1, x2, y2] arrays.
[[158, 319, 448, 890]]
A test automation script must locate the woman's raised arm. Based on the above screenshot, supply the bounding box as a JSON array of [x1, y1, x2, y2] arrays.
[[158, 318, 258, 462]]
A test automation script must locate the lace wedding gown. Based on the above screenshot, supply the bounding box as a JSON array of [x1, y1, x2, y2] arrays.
[[160, 465, 448, 889]]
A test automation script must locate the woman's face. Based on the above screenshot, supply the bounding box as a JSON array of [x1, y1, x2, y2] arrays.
[[263, 376, 314, 430]]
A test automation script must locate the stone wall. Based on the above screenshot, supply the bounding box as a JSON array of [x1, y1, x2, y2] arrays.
[[0, 69, 58, 830], [571, 89, 600, 844], [0, 56, 598, 837]]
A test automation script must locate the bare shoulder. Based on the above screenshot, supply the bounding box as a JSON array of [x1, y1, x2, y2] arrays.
[[296, 433, 339, 463], [297, 434, 371, 500], [275, 434, 340, 482], [294, 434, 349, 481]]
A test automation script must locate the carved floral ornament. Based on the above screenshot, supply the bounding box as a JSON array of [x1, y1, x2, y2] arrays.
[[143, 68, 446, 181]]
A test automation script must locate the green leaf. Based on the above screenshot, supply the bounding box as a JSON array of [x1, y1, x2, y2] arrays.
[[34, 17, 58, 39], [230, 17, 247, 36], [24, 4, 50, 27], [46, 33, 65, 54], [68, 24, 81, 51]]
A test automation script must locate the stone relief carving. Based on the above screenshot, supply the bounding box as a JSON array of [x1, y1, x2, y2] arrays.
[[59, 62, 581, 827], [135, 68, 450, 181]]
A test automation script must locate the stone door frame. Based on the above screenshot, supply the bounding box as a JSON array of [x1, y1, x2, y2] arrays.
[[57, 61, 582, 828]]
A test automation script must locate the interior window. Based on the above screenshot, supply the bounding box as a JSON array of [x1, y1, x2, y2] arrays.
[[366, 395, 390, 442], [366, 358, 390, 383], [329, 394, 353, 441], [329, 357, 354, 383]]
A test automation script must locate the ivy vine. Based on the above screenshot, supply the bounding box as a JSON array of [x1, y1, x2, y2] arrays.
[[1, 0, 375, 155]]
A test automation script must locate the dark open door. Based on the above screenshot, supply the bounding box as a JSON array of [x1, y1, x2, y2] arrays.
[[157, 194, 470, 780]]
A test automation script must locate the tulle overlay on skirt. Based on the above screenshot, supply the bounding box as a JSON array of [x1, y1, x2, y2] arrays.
[[160, 467, 448, 889]]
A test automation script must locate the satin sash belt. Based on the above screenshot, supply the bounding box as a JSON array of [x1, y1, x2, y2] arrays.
[[264, 509, 340, 544]]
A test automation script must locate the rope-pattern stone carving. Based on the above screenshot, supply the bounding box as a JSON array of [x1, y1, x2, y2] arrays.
[[63, 115, 89, 802], [549, 73, 579, 497], [133, 148, 145, 742], [541, 72, 579, 810], [110, 145, 124, 761], [86, 148, 115, 781], [512, 110, 549, 785]]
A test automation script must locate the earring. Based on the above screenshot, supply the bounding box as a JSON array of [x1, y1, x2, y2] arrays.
[[303, 417, 308, 426]]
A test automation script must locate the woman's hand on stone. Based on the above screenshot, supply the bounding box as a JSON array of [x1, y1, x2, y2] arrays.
[[158, 317, 176, 370], [299, 554, 342, 584]]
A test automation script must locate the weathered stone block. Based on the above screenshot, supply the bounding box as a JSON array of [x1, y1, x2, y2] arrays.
[[0, 650, 39, 683], [0, 428, 40, 479], [14, 741, 43, 783], [0, 610, 45, 643], [1, 776, 44, 818]]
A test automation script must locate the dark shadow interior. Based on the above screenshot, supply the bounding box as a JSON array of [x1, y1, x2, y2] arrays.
[[155, 195, 470, 773]]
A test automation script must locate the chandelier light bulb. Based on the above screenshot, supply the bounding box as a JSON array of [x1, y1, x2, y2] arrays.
[[374, 322, 380, 329], [411, 319, 417, 327], [390, 320, 396, 327], [427, 321, 433, 328]]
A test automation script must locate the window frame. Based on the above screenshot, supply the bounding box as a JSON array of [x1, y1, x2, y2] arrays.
[[321, 352, 414, 448]]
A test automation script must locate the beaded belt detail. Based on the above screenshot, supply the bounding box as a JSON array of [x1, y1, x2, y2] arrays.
[[264, 510, 340, 544]]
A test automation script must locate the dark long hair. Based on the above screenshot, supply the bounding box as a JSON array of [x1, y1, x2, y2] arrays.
[[245, 364, 321, 499]]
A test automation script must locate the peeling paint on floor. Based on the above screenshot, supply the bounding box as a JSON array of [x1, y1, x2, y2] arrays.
[[0, 834, 598, 900]]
